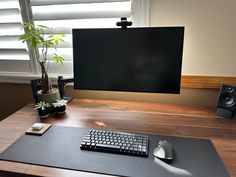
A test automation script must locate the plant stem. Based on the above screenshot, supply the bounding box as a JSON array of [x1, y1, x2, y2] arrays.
[[40, 63, 52, 94]]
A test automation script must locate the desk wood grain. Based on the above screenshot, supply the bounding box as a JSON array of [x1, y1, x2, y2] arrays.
[[0, 99, 236, 177]]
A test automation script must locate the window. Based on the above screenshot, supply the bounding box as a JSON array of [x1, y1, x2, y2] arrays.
[[0, 0, 149, 83]]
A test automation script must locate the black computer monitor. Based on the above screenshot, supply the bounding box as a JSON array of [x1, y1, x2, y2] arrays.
[[73, 27, 184, 94]]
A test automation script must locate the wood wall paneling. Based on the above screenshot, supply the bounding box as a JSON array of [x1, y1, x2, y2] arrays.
[[181, 76, 236, 89]]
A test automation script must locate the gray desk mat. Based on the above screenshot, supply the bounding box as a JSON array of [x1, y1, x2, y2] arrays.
[[0, 126, 230, 177]]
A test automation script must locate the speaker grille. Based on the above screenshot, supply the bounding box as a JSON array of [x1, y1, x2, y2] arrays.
[[221, 93, 235, 107]]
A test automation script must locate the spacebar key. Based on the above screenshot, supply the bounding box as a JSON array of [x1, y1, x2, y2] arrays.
[[96, 144, 121, 151]]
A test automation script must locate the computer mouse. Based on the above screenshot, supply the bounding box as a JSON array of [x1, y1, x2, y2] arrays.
[[32, 123, 44, 131], [153, 140, 174, 161]]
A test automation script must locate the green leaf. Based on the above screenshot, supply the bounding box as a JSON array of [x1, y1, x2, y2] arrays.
[[45, 40, 53, 48], [56, 34, 65, 37], [38, 25, 48, 29], [53, 54, 64, 64], [54, 39, 59, 45]]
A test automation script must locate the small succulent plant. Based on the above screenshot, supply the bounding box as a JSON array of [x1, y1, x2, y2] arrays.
[[52, 99, 67, 108], [35, 101, 51, 110], [35, 99, 67, 118]]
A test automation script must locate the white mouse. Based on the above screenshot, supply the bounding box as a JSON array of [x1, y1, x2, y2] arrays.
[[32, 123, 43, 131], [153, 140, 174, 160]]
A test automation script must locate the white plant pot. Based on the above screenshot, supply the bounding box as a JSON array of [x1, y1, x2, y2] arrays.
[[38, 88, 60, 104]]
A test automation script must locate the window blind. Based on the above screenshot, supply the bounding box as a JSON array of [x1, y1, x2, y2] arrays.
[[0, 1, 28, 60], [30, 0, 131, 75], [0, 0, 31, 73]]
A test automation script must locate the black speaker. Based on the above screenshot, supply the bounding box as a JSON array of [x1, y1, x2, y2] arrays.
[[216, 84, 236, 118]]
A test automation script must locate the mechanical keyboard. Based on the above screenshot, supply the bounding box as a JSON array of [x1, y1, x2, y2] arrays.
[[80, 129, 149, 157]]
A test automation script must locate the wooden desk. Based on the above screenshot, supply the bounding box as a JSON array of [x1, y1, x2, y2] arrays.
[[0, 99, 236, 177]]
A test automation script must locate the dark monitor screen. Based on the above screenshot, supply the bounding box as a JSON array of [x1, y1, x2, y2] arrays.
[[73, 27, 184, 94]]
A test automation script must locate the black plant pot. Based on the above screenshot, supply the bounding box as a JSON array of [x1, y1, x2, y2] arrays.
[[54, 105, 66, 115], [37, 108, 50, 118]]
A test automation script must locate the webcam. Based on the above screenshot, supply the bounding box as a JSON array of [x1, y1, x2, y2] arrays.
[[116, 17, 132, 29]]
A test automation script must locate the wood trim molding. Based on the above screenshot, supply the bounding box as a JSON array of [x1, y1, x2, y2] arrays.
[[181, 76, 236, 89]]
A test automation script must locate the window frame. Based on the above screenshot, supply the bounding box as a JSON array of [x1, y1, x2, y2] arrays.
[[0, 0, 150, 84]]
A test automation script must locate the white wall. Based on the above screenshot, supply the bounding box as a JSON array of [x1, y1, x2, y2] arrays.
[[150, 0, 236, 76]]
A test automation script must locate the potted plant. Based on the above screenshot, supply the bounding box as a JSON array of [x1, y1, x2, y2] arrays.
[[35, 101, 51, 118], [52, 99, 67, 114], [19, 23, 65, 103]]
